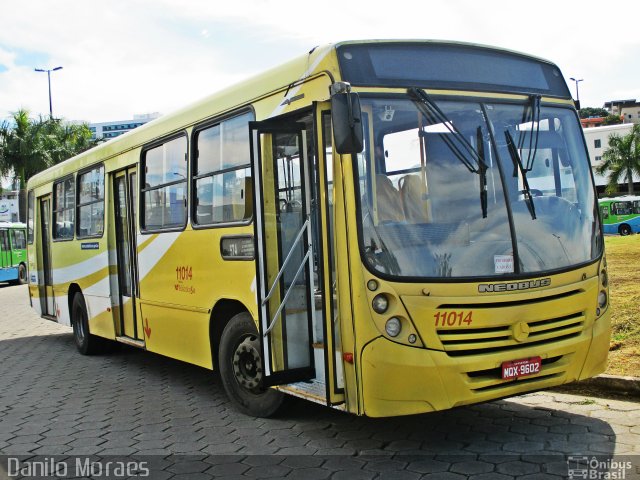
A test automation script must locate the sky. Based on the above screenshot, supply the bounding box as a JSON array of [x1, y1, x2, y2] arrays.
[[1, 0, 640, 124]]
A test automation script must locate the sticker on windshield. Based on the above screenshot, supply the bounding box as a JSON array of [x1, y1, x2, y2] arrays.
[[494, 255, 514, 273]]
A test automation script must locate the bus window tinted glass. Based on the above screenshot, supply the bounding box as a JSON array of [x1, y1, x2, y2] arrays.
[[193, 112, 253, 225], [12, 229, 26, 250], [53, 177, 75, 239], [77, 165, 105, 237], [142, 135, 188, 231], [145, 137, 187, 188], [144, 185, 186, 229], [27, 190, 34, 244]]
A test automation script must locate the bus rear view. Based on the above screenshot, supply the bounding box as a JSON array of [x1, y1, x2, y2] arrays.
[[332, 42, 610, 416]]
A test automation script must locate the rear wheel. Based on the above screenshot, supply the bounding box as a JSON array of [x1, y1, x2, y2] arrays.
[[17, 263, 27, 285], [218, 312, 284, 417], [9, 263, 27, 285], [619, 224, 632, 236], [71, 292, 107, 355]]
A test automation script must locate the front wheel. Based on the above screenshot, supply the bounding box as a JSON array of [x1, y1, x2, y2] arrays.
[[218, 312, 284, 417], [619, 224, 632, 236]]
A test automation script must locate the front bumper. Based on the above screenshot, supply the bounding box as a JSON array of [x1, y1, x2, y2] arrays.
[[360, 308, 610, 417]]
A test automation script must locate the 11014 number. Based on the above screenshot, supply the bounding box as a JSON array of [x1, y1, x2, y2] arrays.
[[434, 311, 473, 327], [176, 265, 193, 281]]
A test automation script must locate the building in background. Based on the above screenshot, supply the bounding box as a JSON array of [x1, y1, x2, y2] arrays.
[[603, 99, 640, 125], [583, 123, 637, 195], [0, 190, 19, 222], [89, 112, 161, 140], [580, 117, 607, 129]]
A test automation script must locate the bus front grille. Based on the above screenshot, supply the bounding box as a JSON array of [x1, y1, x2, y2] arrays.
[[437, 312, 585, 357]]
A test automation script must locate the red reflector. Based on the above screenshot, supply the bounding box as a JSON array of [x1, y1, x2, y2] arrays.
[[343, 352, 354, 363]]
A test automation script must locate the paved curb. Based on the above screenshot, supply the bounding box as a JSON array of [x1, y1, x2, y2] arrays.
[[556, 374, 640, 398]]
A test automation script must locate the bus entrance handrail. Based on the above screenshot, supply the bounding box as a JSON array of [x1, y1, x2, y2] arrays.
[[262, 217, 310, 306], [262, 217, 311, 336]]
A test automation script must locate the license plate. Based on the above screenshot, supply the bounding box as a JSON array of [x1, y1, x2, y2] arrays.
[[501, 356, 542, 380]]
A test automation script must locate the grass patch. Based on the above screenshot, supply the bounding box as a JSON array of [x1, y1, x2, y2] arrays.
[[603, 235, 640, 376]]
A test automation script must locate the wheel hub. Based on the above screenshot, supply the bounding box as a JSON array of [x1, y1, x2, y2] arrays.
[[232, 335, 263, 390]]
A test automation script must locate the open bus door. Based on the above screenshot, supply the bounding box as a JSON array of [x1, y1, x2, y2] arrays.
[[249, 120, 316, 387], [37, 196, 54, 317], [314, 103, 346, 406], [112, 167, 143, 346]]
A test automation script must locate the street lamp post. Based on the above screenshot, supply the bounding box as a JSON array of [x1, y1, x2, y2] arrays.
[[34, 66, 63, 118], [569, 77, 583, 104]]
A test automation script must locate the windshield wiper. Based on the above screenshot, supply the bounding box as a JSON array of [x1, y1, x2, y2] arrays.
[[516, 94, 542, 172], [408, 87, 489, 218], [477, 126, 488, 218], [505, 129, 537, 220]]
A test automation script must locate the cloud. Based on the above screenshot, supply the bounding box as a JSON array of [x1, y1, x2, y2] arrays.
[[1, 0, 639, 121]]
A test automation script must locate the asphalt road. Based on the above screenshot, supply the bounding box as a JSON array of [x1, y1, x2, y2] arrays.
[[0, 283, 639, 479]]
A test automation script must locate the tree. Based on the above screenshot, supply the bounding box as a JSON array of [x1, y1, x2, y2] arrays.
[[0, 109, 97, 221], [596, 124, 640, 195], [579, 107, 609, 119], [602, 114, 623, 126]]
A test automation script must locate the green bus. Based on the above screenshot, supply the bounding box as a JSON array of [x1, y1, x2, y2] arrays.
[[598, 196, 640, 235], [0, 222, 28, 284]]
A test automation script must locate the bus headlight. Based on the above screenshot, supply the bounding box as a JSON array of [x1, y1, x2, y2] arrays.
[[367, 279, 379, 291], [598, 290, 607, 309], [385, 317, 402, 337], [372, 294, 389, 314]]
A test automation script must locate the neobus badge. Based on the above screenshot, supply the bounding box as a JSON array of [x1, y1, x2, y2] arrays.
[[478, 278, 551, 293]]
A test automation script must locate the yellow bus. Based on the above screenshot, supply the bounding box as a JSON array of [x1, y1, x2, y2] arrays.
[[27, 40, 610, 417]]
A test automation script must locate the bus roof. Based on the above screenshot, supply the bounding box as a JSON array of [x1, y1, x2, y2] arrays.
[[600, 196, 640, 203], [0, 222, 26, 229], [27, 39, 562, 189]]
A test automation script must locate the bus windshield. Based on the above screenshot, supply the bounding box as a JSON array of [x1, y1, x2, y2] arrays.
[[355, 95, 601, 279]]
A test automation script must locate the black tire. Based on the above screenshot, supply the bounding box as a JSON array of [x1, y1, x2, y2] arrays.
[[619, 224, 632, 236], [71, 292, 107, 355], [17, 263, 27, 285], [9, 263, 27, 285], [218, 312, 284, 417]]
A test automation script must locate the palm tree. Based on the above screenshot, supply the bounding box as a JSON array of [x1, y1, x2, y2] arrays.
[[0, 109, 98, 221], [0, 109, 50, 190], [596, 124, 640, 195]]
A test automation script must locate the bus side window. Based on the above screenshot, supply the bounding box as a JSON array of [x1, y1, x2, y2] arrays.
[[53, 176, 75, 240], [11, 229, 27, 250], [192, 112, 253, 226], [142, 136, 188, 231], [613, 202, 631, 215], [27, 190, 34, 244], [601, 206, 609, 219], [77, 165, 105, 238], [0, 230, 8, 253]]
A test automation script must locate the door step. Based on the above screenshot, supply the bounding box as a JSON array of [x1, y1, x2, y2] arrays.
[[115, 336, 145, 348], [279, 378, 327, 403]]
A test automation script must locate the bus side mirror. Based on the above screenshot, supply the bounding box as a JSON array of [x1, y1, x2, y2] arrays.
[[331, 90, 364, 155]]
